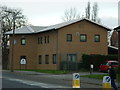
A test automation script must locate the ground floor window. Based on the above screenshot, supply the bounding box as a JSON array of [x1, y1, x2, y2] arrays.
[[45, 55, 49, 64], [53, 54, 57, 64], [67, 54, 77, 62], [38, 55, 42, 64], [20, 56, 26, 64]]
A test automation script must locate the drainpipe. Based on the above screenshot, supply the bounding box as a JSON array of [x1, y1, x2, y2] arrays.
[[55, 30, 59, 70]]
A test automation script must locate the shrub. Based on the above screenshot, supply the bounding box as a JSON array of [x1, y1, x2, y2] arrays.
[[82, 54, 118, 71]]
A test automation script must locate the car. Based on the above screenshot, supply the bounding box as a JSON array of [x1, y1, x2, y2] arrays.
[[99, 60, 119, 73]]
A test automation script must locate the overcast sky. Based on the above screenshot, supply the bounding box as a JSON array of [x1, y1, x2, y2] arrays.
[[1, 0, 120, 29]]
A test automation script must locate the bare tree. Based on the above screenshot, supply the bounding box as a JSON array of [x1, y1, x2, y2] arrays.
[[85, 2, 91, 19], [62, 8, 80, 22], [91, 2, 101, 23], [0, 5, 27, 69]]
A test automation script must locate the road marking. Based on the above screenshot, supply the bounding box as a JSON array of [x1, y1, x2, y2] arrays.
[[3, 77, 70, 88]]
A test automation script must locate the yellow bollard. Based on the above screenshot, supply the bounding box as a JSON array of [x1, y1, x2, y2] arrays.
[[102, 76, 111, 90], [72, 73, 80, 88]]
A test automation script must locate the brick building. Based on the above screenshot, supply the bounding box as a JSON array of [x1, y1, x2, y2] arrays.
[[6, 18, 111, 70]]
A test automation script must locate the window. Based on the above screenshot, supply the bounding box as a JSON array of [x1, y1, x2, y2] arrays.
[[53, 54, 57, 64], [38, 38, 40, 44], [67, 34, 72, 42], [45, 55, 49, 64], [67, 54, 77, 62], [20, 56, 26, 64], [40, 37, 43, 44], [38, 55, 42, 64], [38, 37, 43, 44], [47, 35, 50, 43], [94, 35, 100, 42], [80, 34, 87, 42], [21, 38, 26, 45], [45, 36, 47, 44]]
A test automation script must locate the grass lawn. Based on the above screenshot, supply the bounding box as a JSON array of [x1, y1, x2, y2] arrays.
[[81, 74, 120, 81], [81, 74, 109, 79], [16, 69, 71, 74], [16, 69, 89, 74]]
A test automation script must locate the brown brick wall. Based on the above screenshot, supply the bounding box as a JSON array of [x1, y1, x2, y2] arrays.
[[58, 20, 108, 62]]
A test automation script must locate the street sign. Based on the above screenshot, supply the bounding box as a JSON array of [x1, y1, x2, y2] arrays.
[[72, 73, 80, 88], [20, 58, 26, 64], [102, 76, 111, 89]]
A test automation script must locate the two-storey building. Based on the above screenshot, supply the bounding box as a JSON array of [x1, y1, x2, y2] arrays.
[[6, 18, 111, 70]]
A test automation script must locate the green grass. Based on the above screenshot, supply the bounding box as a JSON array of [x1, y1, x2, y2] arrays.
[[81, 74, 109, 79], [16, 69, 71, 74], [16, 69, 90, 74], [81, 74, 120, 81]]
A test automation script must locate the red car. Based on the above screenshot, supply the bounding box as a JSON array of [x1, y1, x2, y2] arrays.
[[99, 60, 119, 72]]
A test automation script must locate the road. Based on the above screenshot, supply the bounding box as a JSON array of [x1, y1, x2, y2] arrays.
[[2, 70, 103, 89]]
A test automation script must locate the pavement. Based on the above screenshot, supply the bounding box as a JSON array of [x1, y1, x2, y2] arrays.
[[2, 70, 120, 88]]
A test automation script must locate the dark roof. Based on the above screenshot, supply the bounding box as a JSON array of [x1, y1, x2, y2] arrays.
[[6, 18, 111, 35], [114, 26, 120, 31]]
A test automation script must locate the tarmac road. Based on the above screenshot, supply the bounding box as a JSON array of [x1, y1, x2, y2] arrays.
[[2, 70, 103, 89]]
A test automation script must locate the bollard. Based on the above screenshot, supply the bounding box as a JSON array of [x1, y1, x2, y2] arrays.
[[72, 73, 80, 88], [90, 64, 94, 74], [102, 76, 111, 89]]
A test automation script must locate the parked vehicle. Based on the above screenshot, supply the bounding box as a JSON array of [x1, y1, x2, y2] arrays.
[[99, 60, 119, 72]]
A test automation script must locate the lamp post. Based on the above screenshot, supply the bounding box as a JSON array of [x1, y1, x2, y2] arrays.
[[4, 10, 16, 72], [11, 12, 15, 72]]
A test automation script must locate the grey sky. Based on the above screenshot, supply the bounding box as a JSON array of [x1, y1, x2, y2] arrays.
[[1, 0, 119, 29]]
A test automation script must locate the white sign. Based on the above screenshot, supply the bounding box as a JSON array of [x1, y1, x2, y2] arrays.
[[72, 73, 80, 88], [20, 58, 26, 64], [102, 76, 111, 88], [103, 76, 111, 83], [73, 73, 80, 80], [90, 64, 94, 68]]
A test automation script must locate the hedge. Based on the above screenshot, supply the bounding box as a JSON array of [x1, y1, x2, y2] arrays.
[[60, 54, 118, 71], [81, 54, 118, 71]]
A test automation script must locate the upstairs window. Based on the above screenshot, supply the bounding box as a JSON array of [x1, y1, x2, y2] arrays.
[[38, 37, 43, 44], [47, 35, 50, 43], [21, 38, 26, 45], [67, 34, 72, 42], [45, 36, 47, 44], [80, 34, 87, 42], [94, 35, 100, 42]]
